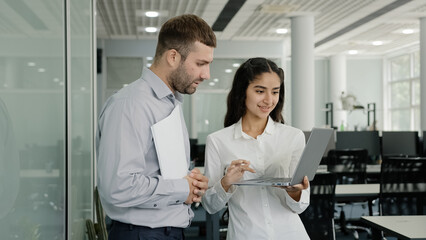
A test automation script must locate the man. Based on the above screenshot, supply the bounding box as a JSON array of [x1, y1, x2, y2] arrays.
[[96, 14, 216, 239]]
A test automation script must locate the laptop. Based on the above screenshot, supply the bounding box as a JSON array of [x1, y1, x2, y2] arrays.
[[233, 127, 334, 186]]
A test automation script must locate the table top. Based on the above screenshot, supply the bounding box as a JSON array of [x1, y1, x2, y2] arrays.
[[335, 183, 379, 197], [361, 215, 426, 240]]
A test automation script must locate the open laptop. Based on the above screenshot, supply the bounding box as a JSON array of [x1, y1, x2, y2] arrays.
[[233, 127, 334, 186]]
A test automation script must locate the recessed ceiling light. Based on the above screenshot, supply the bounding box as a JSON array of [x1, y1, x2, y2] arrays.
[[209, 82, 215, 86], [146, 56, 153, 61], [145, 11, 159, 17], [225, 69, 232, 73], [232, 63, 240, 68], [348, 50, 358, 55], [402, 29, 414, 34], [213, 78, 219, 82], [38, 68, 46, 72], [27, 62, 36, 67], [145, 27, 157, 33], [372, 41, 383, 46], [146, 63, 152, 67], [275, 28, 288, 34]]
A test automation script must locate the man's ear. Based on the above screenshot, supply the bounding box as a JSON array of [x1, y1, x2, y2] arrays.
[[166, 49, 181, 69]]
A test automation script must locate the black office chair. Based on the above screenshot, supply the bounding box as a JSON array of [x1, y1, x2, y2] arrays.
[[86, 187, 108, 240], [379, 157, 426, 216], [327, 148, 371, 239], [300, 173, 337, 240]]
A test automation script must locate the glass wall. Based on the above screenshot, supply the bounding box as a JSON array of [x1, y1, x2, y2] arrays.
[[0, 0, 94, 239], [69, 0, 94, 239]]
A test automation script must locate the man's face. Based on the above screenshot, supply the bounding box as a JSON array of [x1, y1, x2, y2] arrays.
[[170, 41, 214, 94]]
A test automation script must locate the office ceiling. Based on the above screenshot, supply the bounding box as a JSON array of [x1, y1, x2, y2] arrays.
[[96, 0, 426, 56]]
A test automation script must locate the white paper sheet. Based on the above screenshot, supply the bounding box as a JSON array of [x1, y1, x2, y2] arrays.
[[151, 104, 188, 179]]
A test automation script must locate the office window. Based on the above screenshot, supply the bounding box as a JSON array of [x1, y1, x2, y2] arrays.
[[386, 51, 420, 131]]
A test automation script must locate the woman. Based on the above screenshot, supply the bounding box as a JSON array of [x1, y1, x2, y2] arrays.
[[202, 57, 310, 239]]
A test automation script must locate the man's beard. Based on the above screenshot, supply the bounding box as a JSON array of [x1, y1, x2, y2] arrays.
[[169, 64, 199, 94]]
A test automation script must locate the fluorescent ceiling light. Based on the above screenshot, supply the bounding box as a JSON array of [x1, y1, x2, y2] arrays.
[[402, 29, 414, 34], [372, 41, 383, 46], [145, 11, 159, 17], [145, 27, 158, 33], [348, 50, 358, 55], [275, 28, 288, 34]]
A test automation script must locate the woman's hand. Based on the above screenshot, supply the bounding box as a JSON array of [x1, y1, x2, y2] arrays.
[[277, 176, 309, 201], [221, 159, 255, 192]]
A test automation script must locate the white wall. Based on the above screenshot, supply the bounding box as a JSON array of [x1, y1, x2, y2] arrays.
[[97, 39, 384, 132], [347, 57, 383, 131]]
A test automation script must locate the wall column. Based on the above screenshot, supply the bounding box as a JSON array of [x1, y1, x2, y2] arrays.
[[420, 17, 426, 132], [291, 15, 315, 131], [330, 54, 347, 129]]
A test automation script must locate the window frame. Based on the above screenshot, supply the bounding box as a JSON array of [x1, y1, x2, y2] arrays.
[[384, 50, 420, 131]]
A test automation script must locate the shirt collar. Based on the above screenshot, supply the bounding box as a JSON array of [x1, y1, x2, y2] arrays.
[[233, 116, 276, 139], [142, 67, 183, 104]]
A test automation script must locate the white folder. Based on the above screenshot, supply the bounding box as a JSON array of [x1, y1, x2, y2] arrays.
[[151, 104, 188, 179]]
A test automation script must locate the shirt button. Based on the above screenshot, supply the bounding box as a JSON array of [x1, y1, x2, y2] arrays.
[[154, 204, 157, 207], [176, 200, 179, 203]]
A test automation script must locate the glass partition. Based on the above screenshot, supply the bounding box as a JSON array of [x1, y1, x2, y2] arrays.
[[0, 0, 94, 239], [69, 0, 94, 239]]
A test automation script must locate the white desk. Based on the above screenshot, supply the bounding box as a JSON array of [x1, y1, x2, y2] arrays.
[[335, 183, 379, 198], [335, 183, 380, 217], [361, 215, 426, 240]]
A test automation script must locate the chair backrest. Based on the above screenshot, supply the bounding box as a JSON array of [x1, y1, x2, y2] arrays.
[[336, 131, 380, 164], [379, 157, 426, 216], [326, 149, 368, 184], [300, 173, 336, 240], [95, 187, 108, 240]]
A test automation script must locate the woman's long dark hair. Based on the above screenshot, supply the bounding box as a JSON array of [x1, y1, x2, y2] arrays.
[[224, 57, 285, 127]]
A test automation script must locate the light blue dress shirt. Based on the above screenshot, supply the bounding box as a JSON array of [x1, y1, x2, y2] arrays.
[[96, 67, 193, 228]]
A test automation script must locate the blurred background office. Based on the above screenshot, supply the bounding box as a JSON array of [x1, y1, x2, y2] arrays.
[[0, 0, 425, 239]]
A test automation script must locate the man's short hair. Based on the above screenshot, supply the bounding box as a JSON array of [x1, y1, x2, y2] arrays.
[[155, 14, 217, 61]]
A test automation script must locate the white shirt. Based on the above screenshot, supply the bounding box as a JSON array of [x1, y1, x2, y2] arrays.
[[202, 117, 310, 240]]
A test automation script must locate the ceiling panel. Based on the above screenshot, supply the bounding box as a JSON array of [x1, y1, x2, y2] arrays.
[[1, 0, 426, 56], [95, 0, 426, 56]]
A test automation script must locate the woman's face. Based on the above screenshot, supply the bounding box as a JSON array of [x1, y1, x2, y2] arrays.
[[244, 71, 281, 120]]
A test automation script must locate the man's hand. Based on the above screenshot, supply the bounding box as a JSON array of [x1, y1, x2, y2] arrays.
[[184, 168, 209, 204]]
